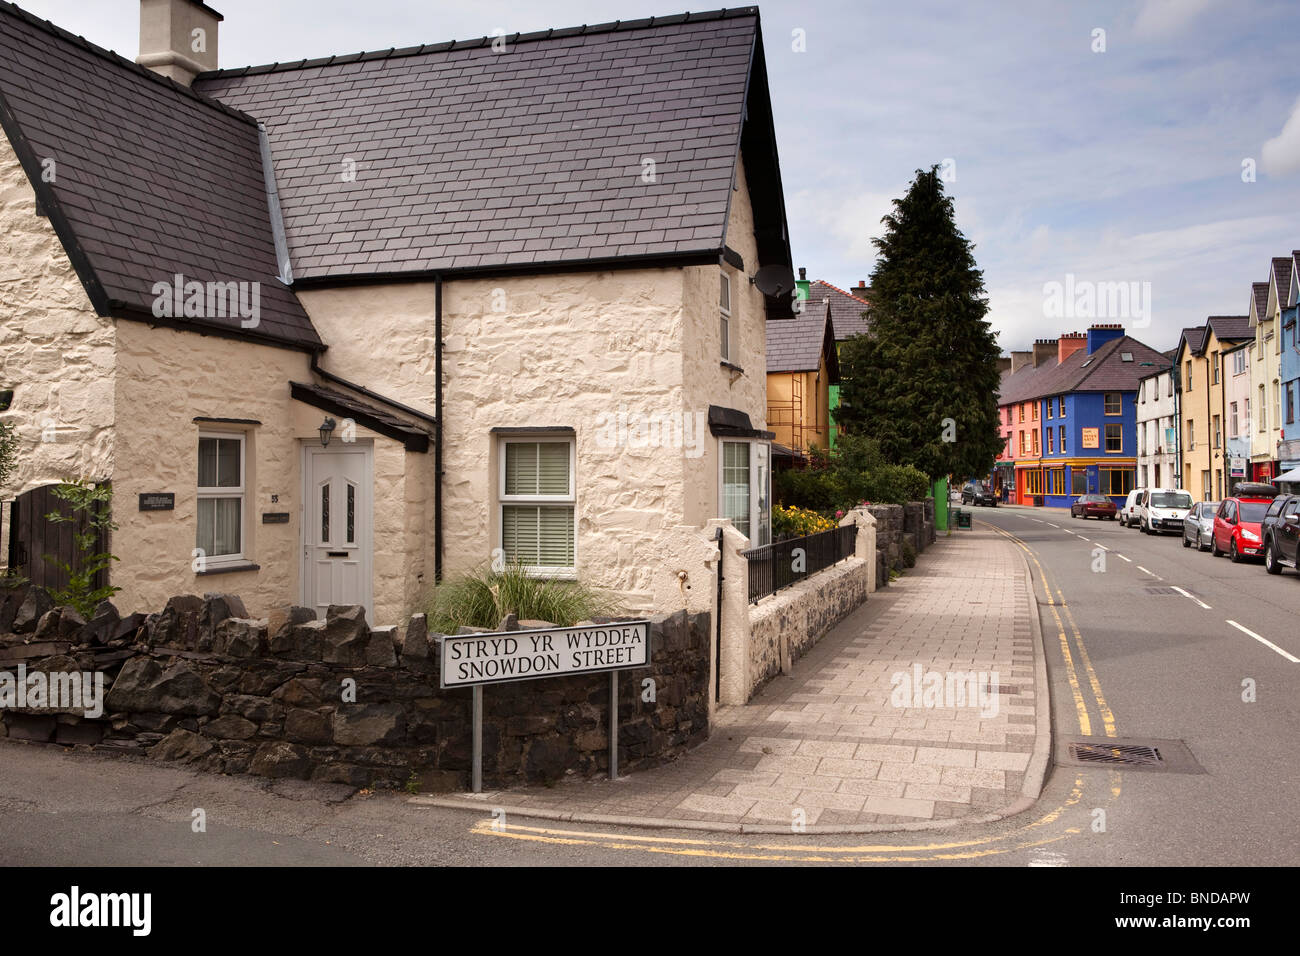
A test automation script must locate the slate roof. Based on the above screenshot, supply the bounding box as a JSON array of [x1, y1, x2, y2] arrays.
[[1204, 315, 1252, 342], [997, 336, 1168, 405], [194, 9, 784, 283], [1272, 256, 1293, 309], [289, 382, 431, 452], [1177, 326, 1207, 357], [806, 280, 870, 340], [0, 1, 321, 350], [1251, 282, 1269, 321], [767, 296, 838, 376]]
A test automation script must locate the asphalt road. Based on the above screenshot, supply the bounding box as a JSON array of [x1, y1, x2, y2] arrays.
[[1, 504, 1295, 867]]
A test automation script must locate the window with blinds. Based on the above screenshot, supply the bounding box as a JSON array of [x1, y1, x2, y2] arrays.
[[499, 439, 575, 572]]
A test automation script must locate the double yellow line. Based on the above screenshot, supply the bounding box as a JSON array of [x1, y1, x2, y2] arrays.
[[982, 521, 1117, 739]]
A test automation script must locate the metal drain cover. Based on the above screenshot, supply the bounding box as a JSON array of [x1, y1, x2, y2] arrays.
[[1057, 736, 1204, 774], [1144, 586, 1177, 594], [1070, 742, 1160, 765]]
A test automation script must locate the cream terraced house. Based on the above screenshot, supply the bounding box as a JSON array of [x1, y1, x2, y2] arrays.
[[0, 0, 795, 624]]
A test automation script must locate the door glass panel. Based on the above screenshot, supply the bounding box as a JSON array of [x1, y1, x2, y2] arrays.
[[321, 483, 330, 543], [347, 483, 355, 544]]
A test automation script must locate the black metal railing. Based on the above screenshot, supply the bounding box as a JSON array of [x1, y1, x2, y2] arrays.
[[742, 524, 858, 604]]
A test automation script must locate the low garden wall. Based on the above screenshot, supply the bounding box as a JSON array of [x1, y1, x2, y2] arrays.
[[0, 583, 711, 790], [748, 557, 870, 691]]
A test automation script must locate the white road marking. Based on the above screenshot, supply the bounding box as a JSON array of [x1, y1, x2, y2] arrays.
[[1046, 523, 1059, 528], [1028, 849, 1069, 867], [1170, 586, 1211, 609], [1115, 554, 1131, 562], [1226, 620, 1300, 663], [1136, 566, 1155, 575]]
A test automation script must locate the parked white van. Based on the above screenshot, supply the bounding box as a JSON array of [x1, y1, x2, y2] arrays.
[[1134, 487, 1193, 535], [1120, 488, 1146, 527]]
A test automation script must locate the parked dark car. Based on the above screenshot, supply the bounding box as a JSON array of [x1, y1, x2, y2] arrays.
[[1212, 494, 1275, 562], [1070, 494, 1117, 519], [1262, 493, 1300, 575], [961, 482, 998, 506]]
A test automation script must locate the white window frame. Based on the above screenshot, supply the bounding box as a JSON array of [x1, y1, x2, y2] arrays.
[[719, 271, 732, 362], [497, 435, 577, 578], [717, 438, 771, 546], [197, 430, 247, 569]]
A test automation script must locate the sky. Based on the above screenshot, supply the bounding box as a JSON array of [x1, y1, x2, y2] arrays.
[[15, 0, 1300, 355]]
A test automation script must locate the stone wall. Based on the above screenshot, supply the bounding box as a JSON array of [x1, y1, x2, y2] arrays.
[[748, 557, 870, 693], [867, 504, 903, 584], [0, 584, 711, 790]]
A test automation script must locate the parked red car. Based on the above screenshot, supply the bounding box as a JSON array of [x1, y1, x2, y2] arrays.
[[1070, 494, 1117, 520], [1212, 494, 1276, 562]]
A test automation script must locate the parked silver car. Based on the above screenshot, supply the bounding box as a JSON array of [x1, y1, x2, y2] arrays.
[[1182, 500, 1219, 551]]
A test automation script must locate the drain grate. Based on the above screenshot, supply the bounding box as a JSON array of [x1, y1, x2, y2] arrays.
[[1069, 742, 1160, 765], [1144, 586, 1177, 594], [1058, 736, 1204, 774]]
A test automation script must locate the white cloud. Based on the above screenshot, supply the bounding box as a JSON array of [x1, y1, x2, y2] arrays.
[[1133, 0, 1215, 38], [1261, 95, 1300, 176]]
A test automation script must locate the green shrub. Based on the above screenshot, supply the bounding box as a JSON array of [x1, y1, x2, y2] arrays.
[[773, 435, 931, 510], [43, 479, 121, 617], [425, 562, 620, 633]]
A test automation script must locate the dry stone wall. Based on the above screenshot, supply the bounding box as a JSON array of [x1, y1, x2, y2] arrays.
[[0, 582, 711, 789]]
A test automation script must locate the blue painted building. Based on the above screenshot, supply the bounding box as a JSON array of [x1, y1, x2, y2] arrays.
[[997, 325, 1170, 508], [1281, 303, 1300, 475]]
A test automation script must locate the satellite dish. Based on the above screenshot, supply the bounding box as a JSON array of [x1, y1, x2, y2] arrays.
[[751, 264, 796, 298]]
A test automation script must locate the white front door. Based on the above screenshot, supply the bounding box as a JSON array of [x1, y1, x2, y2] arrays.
[[303, 444, 374, 622]]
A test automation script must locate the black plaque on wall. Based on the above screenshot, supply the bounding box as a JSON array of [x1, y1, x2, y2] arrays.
[[262, 512, 291, 524], [139, 493, 175, 512]]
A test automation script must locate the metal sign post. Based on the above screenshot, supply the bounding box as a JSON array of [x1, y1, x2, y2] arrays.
[[609, 670, 618, 781], [438, 620, 652, 793], [472, 684, 483, 793]]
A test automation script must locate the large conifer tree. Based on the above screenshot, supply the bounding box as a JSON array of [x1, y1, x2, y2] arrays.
[[835, 166, 1003, 480]]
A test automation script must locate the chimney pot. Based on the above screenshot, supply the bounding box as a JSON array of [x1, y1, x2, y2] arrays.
[[137, 0, 223, 86], [798, 267, 806, 280]]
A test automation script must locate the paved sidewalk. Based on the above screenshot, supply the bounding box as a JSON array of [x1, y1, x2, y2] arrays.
[[417, 524, 1049, 832]]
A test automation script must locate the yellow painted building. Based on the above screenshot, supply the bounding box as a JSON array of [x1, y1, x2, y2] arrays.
[[765, 296, 839, 459], [1176, 316, 1252, 501]]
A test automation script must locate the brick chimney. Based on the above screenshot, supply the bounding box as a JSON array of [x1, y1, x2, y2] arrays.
[[1033, 338, 1058, 368], [137, 0, 222, 86], [1010, 350, 1033, 372], [996, 356, 1012, 374], [853, 281, 870, 300], [1086, 323, 1125, 355], [1058, 332, 1087, 364]]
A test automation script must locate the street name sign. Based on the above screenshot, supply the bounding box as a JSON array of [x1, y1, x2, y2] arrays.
[[438, 621, 651, 688]]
